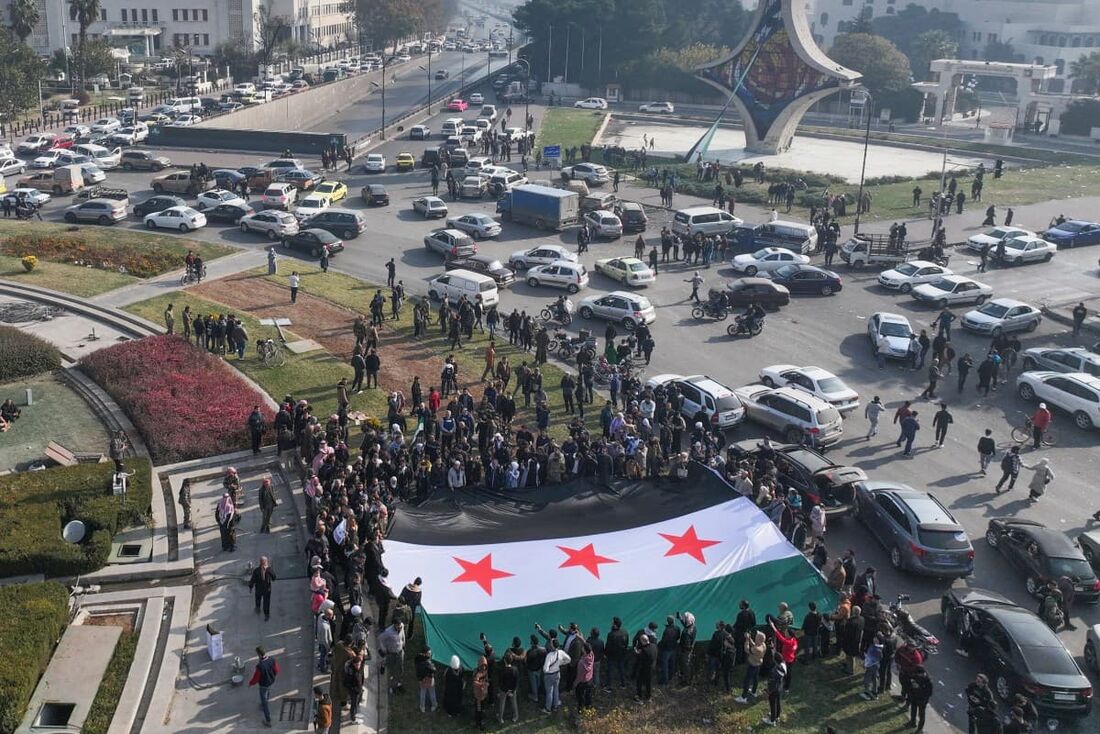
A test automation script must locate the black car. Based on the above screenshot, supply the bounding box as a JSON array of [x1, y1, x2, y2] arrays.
[[726, 440, 866, 516], [614, 202, 648, 233], [213, 169, 247, 189], [362, 184, 390, 206], [985, 518, 1100, 602], [445, 254, 516, 287], [768, 264, 843, 296], [132, 195, 185, 218], [724, 277, 791, 309], [282, 228, 345, 257], [200, 97, 221, 113], [204, 203, 252, 225], [941, 588, 1093, 718], [237, 166, 265, 179]]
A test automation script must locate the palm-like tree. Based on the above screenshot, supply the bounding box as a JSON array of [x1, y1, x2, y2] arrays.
[[68, 0, 102, 91], [9, 0, 41, 43]]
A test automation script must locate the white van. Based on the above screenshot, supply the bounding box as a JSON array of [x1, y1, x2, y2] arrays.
[[440, 118, 464, 137], [165, 96, 201, 114], [464, 156, 493, 175], [73, 143, 122, 170], [671, 206, 743, 239], [757, 220, 818, 254], [428, 269, 500, 307], [127, 86, 145, 102]]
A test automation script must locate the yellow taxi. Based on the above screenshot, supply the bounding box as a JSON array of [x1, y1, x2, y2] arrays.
[[395, 152, 417, 171], [313, 180, 348, 203]]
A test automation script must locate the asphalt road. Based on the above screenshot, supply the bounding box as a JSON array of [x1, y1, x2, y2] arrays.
[[6, 88, 1100, 732]]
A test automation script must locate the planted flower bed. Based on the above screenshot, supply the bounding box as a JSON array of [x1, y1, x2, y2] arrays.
[[80, 335, 274, 463]]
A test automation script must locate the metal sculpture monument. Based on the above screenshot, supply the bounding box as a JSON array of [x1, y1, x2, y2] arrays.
[[689, 0, 861, 158]]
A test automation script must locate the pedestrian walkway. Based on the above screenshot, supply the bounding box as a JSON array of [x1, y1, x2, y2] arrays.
[[90, 249, 261, 308]]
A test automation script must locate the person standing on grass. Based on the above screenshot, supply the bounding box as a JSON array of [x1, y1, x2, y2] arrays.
[[289, 271, 300, 303], [267, 246, 277, 275], [249, 646, 279, 728], [319, 245, 330, 273], [364, 348, 380, 390], [164, 303, 175, 334]]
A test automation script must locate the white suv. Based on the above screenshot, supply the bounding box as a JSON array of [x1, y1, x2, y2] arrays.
[[646, 374, 746, 429], [732, 384, 844, 447], [262, 183, 297, 209], [1016, 372, 1100, 430]]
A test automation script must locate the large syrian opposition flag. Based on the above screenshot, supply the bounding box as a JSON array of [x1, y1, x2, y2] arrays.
[[384, 465, 836, 667]]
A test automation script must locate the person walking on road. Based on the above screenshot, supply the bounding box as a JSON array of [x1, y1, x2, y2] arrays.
[[995, 445, 1022, 493], [977, 429, 996, 475], [897, 411, 920, 456], [864, 396, 884, 439], [931, 402, 953, 447], [258, 477, 277, 533], [920, 359, 942, 400], [1024, 457, 1054, 503], [957, 353, 974, 392], [1072, 302, 1088, 337], [249, 646, 280, 727], [685, 271, 704, 304], [249, 556, 276, 619]]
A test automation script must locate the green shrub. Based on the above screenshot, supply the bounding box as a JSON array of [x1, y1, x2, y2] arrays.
[[0, 581, 69, 734], [0, 461, 152, 578], [83, 630, 137, 734], [0, 326, 61, 382]]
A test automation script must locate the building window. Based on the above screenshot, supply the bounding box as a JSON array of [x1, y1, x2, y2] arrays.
[[972, 32, 983, 43], [1072, 36, 1081, 47], [172, 9, 178, 21], [100, 9, 106, 20], [1058, 36, 1066, 47], [886, 6, 894, 13], [988, 33, 997, 44], [1055, 58, 1065, 74], [152, 9, 158, 21], [203, 34, 209, 45], [1087, 37, 1095, 48], [120, 9, 127, 20], [193, 33, 201, 45], [202, 9, 208, 21], [842, 0, 852, 5]]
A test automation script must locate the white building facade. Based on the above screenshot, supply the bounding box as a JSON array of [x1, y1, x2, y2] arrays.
[[807, 0, 1100, 91], [3, 0, 351, 59]]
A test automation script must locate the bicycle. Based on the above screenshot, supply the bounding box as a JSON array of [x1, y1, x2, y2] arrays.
[[180, 264, 208, 286], [257, 338, 286, 368], [1010, 416, 1057, 447]]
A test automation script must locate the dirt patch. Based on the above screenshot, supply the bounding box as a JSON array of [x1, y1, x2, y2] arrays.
[[82, 612, 136, 634], [194, 272, 447, 397]]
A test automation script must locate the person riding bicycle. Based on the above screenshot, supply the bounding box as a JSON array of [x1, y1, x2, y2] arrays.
[[184, 250, 196, 279], [1030, 403, 1053, 449]]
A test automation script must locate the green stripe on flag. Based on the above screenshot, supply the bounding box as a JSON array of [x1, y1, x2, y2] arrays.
[[419, 554, 836, 669]]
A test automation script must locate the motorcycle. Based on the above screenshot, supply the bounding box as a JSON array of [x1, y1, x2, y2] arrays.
[[917, 246, 950, 268], [539, 298, 574, 327], [726, 313, 764, 338], [594, 356, 635, 386], [887, 594, 939, 655], [692, 292, 729, 322], [550, 329, 596, 360]]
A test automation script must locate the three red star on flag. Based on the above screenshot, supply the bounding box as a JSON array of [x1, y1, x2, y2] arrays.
[[557, 543, 619, 579], [451, 553, 514, 596], [659, 525, 721, 564]]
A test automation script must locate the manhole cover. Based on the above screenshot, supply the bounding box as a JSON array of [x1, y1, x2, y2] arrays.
[[37, 702, 75, 726], [118, 544, 143, 558]]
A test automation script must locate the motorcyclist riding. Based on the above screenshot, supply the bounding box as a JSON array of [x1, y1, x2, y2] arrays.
[[554, 294, 569, 322], [742, 302, 765, 332]]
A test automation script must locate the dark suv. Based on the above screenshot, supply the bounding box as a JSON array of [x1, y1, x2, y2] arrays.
[[120, 150, 170, 171], [301, 208, 366, 239]]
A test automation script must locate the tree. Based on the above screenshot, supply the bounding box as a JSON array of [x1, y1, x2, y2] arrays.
[[68, 0, 102, 93], [1059, 98, 1100, 135], [908, 29, 957, 80], [1069, 51, 1100, 95], [983, 40, 1018, 63], [254, 3, 292, 69], [0, 31, 46, 138], [356, 0, 420, 54], [873, 4, 962, 55], [79, 38, 117, 79], [9, 0, 40, 43], [830, 33, 912, 96]]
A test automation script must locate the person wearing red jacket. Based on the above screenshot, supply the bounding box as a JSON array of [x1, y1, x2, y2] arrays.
[[1030, 403, 1052, 448], [769, 619, 799, 692], [894, 640, 925, 703], [249, 646, 280, 727]]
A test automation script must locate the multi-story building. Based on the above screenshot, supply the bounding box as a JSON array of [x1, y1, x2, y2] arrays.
[[807, 0, 1100, 91], [3, 0, 352, 59]]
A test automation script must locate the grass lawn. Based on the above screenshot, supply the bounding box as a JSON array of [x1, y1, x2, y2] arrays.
[[260, 267, 604, 441], [122, 290, 351, 418], [537, 108, 609, 157], [82, 630, 138, 734], [0, 373, 111, 471], [389, 626, 908, 734], [0, 253, 139, 297]]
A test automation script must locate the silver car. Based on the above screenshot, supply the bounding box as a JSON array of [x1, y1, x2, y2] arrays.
[[240, 209, 299, 239], [583, 210, 623, 239], [731, 384, 844, 447], [577, 290, 656, 331], [413, 196, 449, 219], [525, 260, 589, 293], [447, 213, 501, 239], [1020, 347, 1100, 377], [0, 157, 27, 177], [961, 298, 1042, 336], [996, 236, 1057, 265]]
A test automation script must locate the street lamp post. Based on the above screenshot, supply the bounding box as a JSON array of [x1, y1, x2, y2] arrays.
[[852, 89, 874, 235], [426, 45, 433, 114], [515, 57, 531, 132]]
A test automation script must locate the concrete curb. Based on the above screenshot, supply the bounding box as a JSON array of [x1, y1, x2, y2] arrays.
[[0, 280, 163, 337]]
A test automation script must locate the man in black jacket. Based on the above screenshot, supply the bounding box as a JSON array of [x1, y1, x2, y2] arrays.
[[248, 555, 276, 620], [802, 602, 822, 660], [733, 600, 757, 665], [525, 635, 546, 703], [841, 606, 865, 674], [604, 618, 629, 690], [634, 633, 658, 702], [657, 615, 680, 685], [676, 611, 697, 685]]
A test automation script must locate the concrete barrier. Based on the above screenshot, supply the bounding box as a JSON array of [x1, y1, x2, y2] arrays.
[[147, 125, 347, 155]]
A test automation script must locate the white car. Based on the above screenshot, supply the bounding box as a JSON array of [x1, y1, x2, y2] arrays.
[[111, 124, 149, 145], [294, 193, 331, 220], [646, 374, 745, 428], [144, 205, 207, 232], [0, 157, 27, 177], [965, 226, 1033, 252], [594, 257, 656, 287], [758, 365, 860, 413], [240, 209, 299, 239], [234, 82, 256, 94], [1017, 372, 1100, 430], [561, 162, 610, 184], [79, 163, 106, 184], [638, 101, 674, 113], [412, 196, 449, 218], [18, 135, 57, 154], [912, 275, 993, 307], [508, 245, 577, 270], [1021, 348, 1100, 377], [363, 154, 386, 173], [877, 260, 953, 293], [169, 114, 203, 127], [63, 125, 90, 138], [730, 247, 810, 275], [526, 260, 589, 293], [574, 97, 609, 110], [997, 236, 1057, 265], [583, 210, 623, 239], [90, 117, 121, 134], [1, 188, 51, 207], [460, 126, 482, 144], [262, 183, 297, 209], [577, 290, 657, 331], [195, 189, 247, 211], [31, 149, 66, 169], [961, 298, 1042, 336], [469, 92, 485, 105], [868, 312, 914, 361]]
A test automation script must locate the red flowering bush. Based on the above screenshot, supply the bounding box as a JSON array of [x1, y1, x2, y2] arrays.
[[80, 336, 275, 463], [1, 232, 188, 278]]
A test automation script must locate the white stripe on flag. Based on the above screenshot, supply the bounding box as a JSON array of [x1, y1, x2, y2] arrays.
[[383, 496, 799, 615]]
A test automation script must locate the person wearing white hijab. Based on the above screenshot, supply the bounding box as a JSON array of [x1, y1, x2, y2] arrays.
[[216, 492, 236, 551]]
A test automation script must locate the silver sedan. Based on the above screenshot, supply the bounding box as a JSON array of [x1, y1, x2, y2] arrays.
[[446, 213, 502, 239]]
